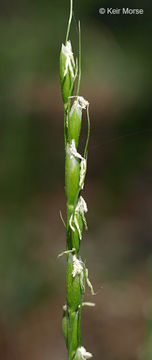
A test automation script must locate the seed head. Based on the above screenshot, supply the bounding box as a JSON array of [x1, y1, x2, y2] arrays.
[[60, 41, 76, 103]]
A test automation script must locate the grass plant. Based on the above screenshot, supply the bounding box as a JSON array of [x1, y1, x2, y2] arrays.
[[59, 1, 94, 359]]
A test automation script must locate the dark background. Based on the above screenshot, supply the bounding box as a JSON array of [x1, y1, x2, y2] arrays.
[[0, 0, 152, 359]]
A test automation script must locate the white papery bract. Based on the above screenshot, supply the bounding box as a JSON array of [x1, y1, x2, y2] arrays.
[[69, 96, 89, 110], [79, 158, 87, 189], [62, 41, 75, 78], [75, 196, 88, 230], [72, 255, 83, 277], [74, 346, 93, 360], [77, 96, 89, 109], [69, 139, 83, 160]]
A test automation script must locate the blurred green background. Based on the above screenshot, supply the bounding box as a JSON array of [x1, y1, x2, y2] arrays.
[[0, 0, 152, 359]]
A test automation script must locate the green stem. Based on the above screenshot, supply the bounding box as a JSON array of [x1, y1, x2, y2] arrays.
[[76, 21, 81, 96], [78, 292, 85, 346], [65, 0, 73, 44], [84, 106, 90, 159], [66, 204, 74, 250], [64, 104, 68, 150]]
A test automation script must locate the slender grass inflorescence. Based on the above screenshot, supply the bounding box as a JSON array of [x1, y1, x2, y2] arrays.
[[60, 1, 94, 359]]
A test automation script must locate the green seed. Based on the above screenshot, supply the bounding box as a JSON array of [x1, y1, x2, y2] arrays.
[[66, 255, 81, 312], [68, 310, 79, 358], [60, 42, 76, 104], [68, 101, 82, 148], [65, 149, 80, 206], [71, 213, 83, 252], [62, 308, 68, 348]]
